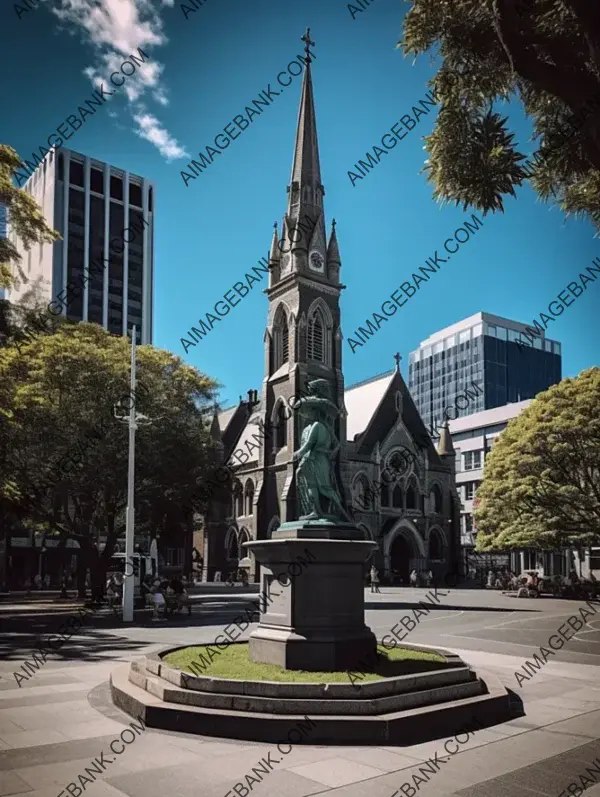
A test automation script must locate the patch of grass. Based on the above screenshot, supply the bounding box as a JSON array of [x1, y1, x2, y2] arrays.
[[163, 643, 447, 683]]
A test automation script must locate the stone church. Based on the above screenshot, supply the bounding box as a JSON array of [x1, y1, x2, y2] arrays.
[[196, 41, 461, 585]]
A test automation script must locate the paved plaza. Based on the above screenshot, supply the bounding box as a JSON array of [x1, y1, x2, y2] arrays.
[[1, 589, 600, 797]]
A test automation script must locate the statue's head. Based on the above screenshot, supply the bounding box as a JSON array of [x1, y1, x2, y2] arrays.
[[307, 379, 333, 401]]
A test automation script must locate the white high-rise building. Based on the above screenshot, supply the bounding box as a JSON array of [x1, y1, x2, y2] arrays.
[[448, 401, 598, 581], [7, 148, 154, 344]]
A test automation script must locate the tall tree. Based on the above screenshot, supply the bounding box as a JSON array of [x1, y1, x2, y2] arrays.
[[0, 145, 60, 291], [474, 368, 600, 551], [400, 0, 600, 230], [0, 323, 219, 596]]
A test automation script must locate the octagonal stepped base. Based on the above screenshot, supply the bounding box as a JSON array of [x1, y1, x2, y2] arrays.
[[110, 644, 514, 745]]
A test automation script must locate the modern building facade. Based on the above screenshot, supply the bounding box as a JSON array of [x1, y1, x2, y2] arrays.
[[6, 148, 154, 344], [448, 402, 599, 581], [196, 46, 461, 585], [408, 312, 562, 435]]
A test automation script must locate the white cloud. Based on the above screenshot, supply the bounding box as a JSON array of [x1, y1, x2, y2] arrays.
[[133, 111, 189, 160], [52, 0, 187, 161]]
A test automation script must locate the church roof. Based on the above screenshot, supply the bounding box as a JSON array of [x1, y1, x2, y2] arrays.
[[345, 370, 395, 441], [227, 410, 263, 467], [218, 406, 237, 435]]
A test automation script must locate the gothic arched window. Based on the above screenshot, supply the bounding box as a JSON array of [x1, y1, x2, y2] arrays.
[[226, 528, 239, 561], [430, 484, 443, 514], [282, 319, 289, 363], [381, 482, 390, 507], [307, 309, 325, 362], [267, 516, 281, 538], [392, 484, 403, 508], [406, 479, 417, 510], [238, 527, 250, 551], [244, 480, 254, 515], [233, 482, 243, 517], [273, 305, 289, 370], [274, 401, 287, 449], [353, 475, 371, 511]]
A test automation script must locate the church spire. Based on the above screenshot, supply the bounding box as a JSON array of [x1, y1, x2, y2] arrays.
[[287, 28, 323, 221]]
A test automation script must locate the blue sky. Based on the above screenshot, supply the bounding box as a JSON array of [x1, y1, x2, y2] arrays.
[[3, 0, 599, 409]]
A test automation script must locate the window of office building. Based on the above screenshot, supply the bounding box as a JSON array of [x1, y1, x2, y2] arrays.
[[127, 208, 144, 340], [129, 183, 143, 208], [90, 168, 104, 194], [464, 450, 482, 471], [88, 195, 105, 325], [66, 188, 85, 320], [69, 161, 84, 188], [108, 203, 125, 335], [465, 482, 476, 501], [110, 175, 124, 201]]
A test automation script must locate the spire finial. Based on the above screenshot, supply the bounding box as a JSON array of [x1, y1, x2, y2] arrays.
[[301, 27, 315, 60], [273, 221, 278, 229], [394, 352, 402, 371], [332, 218, 336, 229]]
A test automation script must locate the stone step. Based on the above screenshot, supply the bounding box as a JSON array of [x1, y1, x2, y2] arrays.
[[145, 647, 473, 700], [111, 663, 513, 745], [134, 664, 483, 715]]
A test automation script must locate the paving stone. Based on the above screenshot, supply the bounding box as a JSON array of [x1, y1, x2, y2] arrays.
[[286, 756, 387, 787], [309, 746, 423, 773], [107, 762, 323, 797], [0, 730, 71, 749], [0, 771, 34, 797], [0, 736, 119, 770]]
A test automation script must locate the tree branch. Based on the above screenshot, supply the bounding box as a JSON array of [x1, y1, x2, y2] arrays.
[[493, 0, 600, 168]]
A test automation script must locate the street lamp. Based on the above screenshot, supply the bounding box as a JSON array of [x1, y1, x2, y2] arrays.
[[113, 326, 153, 623]]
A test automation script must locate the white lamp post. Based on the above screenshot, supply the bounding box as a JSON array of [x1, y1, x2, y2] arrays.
[[114, 326, 152, 623]]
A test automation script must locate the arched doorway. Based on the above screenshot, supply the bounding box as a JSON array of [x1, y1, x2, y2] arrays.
[[383, 520, 426, 584], [390, 534, 412, 583]]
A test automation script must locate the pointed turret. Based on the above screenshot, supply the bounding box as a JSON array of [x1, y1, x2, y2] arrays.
[[437, 419, 455, 458], [209, 411, 222, 444], [269, 223, 280, 264], [269, 222, 281, 288], [327, 218, 341, 265]]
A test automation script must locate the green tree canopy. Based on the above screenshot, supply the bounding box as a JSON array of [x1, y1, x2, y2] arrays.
[[474, 367, 600, 551], [400, 0, 600, 230], [0, 144, 60, 290], [0, 323, 219, 589]]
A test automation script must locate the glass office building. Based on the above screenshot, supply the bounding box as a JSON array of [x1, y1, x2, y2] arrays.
[[7, 148, 154, 345], [408, 312, 562, 435]]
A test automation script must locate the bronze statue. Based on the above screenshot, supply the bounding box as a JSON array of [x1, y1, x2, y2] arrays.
[[292, 379, 351, 522]]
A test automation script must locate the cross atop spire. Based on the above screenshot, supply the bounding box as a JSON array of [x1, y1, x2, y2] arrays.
[[301, 27, 315, 59], [394, 352, 402, 371], [288, 28, 322, 219]]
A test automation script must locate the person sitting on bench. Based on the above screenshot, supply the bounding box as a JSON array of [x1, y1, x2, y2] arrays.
[[168, 576, 192, 615]]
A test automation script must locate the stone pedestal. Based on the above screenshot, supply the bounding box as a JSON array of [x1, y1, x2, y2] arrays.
[[243, 521, 377, 671]]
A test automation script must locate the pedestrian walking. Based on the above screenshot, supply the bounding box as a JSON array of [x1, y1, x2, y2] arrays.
[[589, 571, 597, 601], [410, 569, 418, 588], [370, 565, 381, 594]]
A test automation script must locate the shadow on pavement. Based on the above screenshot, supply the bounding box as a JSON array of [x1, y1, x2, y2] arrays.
[[364, 601, 540, 613]]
